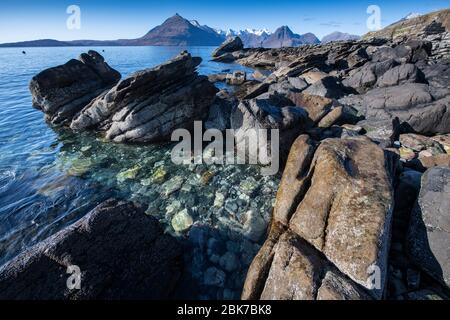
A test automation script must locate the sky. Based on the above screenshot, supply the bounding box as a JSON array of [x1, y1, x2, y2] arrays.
[[0, 0, 448, 43]]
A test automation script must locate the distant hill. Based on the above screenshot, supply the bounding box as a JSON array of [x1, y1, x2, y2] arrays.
[[262, 26, 319, 48], [321, 32, 361, 43], [0, 39, 72, 47]]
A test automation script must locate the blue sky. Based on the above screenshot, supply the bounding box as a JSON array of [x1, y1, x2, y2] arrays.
[[0, 0, 448, 43]]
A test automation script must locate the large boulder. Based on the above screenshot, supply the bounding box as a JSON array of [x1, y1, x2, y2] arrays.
[[343, 59, 398, 93], [0, 199, 183, 299], [70, 51, 218, 143], [29, 50, 121, 125], [375, 63, 425, 87], [407, 166, 450, 287], [212, 36, 244, 58], [288, 137, 395, 296], [303, 76, 348, 99], [230, 93, 310, 162], [243, 136, 396, 299], [361, 83, 450, 134]]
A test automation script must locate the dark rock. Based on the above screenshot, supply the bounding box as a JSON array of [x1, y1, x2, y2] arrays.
[[376, 64, 426, 87], [356, 83, 450, 135], [225, 71, 246, 85], [208, 73, 227, 82], [29, 50, 121, 125], [287, 92, 337, 124], [230, 93, 310, 161], [70, 51, 218, 143], [212, 36, 244, 58], [0, 199, 183, 299], [343, 59, 398, 93], [205, 94, 236, 130], [287, 77, 308, 90], [346, 48, 369, 69], [407, 166, 450, 287], [303, 76, 348, 98]]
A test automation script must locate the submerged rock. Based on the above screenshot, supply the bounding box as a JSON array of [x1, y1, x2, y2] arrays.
[[171, 208, 194, 232], [0, 199, 182, 299]]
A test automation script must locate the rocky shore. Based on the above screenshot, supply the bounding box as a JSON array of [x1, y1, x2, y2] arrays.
[[0, 9, 449, 300]]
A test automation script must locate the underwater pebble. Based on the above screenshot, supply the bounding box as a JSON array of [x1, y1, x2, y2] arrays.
[[171, 208, 193, 232], [204, 267, 226, 287]]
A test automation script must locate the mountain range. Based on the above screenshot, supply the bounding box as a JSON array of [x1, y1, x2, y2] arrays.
[[321, 31, 361, 43], [0, 13, 357, 48]]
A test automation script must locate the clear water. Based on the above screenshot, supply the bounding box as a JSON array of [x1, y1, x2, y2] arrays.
[[0, 46, 280, 299]]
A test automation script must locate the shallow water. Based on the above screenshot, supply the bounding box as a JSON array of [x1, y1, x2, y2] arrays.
[[0, 46, 279, 299]]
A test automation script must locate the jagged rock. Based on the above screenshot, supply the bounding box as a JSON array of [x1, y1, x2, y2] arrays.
[[0, 199, 182, 299], [287, 77, 308, 90], [355, 83, 450, 135], [268, 78, 298, 95], [317, 269, 372, 300], [288, 138, 395, 297], [243, 137, 396, 299], [371, 41, 432, 64], [406, 154, 450, 171], [400, 133, 446, 153], [208, 73, 227, 82], [303, 76, 348, 98], [259, 231, 323, 300], [70, 51, 218, 143], [420, 60, 450, 88], [346, 48, 370, 69], [376, 63, 425, 87], [243, 229, 371, 300], [212, 36, 244, 58], [226, 71, 246, 85], [230, 93, 310, 161], [407, 166, 450, 287], [29, 50, 121, 125], [300, 70, 328, 84], [431, 134, 450, 153], [205, 94, 236, 130], [317, 106, 343, 128], [286, 92, 336, 124], [343, 59, 398, 93], [272, 135, 316, 226]]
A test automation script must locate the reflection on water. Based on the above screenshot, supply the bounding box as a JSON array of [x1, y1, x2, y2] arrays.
[[0, 46, 279, 299]]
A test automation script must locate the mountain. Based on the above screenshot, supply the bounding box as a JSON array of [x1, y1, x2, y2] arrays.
[[262, 26, 319, 48], [0, 14, 224, 47], [212, 28, 271, 47], [134, 14, 224, 45], [0, 13, 320, 48], [321, 31, 361, 43]]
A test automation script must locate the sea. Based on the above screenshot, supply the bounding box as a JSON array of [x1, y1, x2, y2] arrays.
[[0, 46, 280, 299]]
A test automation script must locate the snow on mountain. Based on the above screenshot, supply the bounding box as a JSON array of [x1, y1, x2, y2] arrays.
[[404, 12, 421, 20]]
